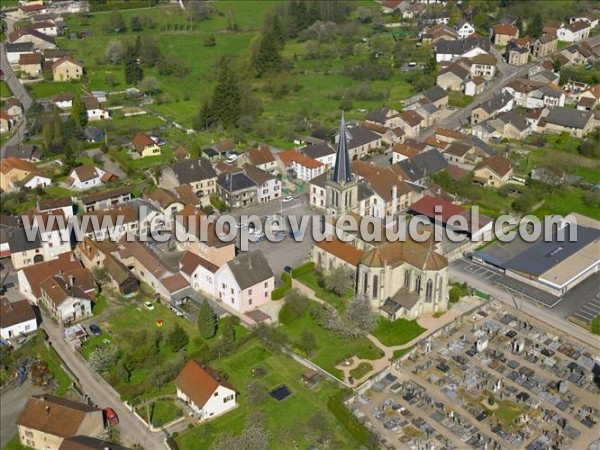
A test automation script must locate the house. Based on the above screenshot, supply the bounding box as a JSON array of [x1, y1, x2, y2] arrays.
[[2, 98, 24, 121], [179, 250, 219, 297], [464, 76, 485, 96], [529, 69, 560, 85], [39, 268, 96, 324], [146, 188, 186, 216], [0, 157, 50, 192], [3, 144, 43, 162], [130, 132, 160, 157], [506, 42, 529, 66], [468, 54, 497, 80], [83, 126, 105, 143], [0, 298, 37, 340], [174, 145, 190, 161], [29, 20, 58, 37], [245, 145, 276, 173], [24, 210, 72, 261], [383, 127, 405, 145], [473, 155, 514, 187], [17, 395, 104, 450], [175, 360, 237, 421], [243, 164, 281, 204], [202, 138, 235, 160], [435, 37, 490, 62], [422, 23, 459, 45], [43, 49, 69, 63], [8, 27, 56, 49], [216, 250, 274, 313], [456, 21, 475, 39], [472, 109, 530, 142], [365, 107, 401, 128], [277, 149, 325, 181], [0, 111, 12, 134], [441, 141, 484, 166], [53, 92, 74, 109], [421, 85, 449, 110], [37, 197, 74, 219], [392, 141, 425, 163], [82, 97, 109, 121], [52, 57, 82, 81], [159, 158, 217, 206], [557, 21, 591, 42], [420, 9, 450, 25], [353, 164, 414, 217], [18, 52, 43, 77], [503, 79, 565, 109], [74, 237, 116, 270], [103, 254, 139, 297], [397, 110, 425, 139], [560, 42, 599, 66], [19, 3, 48, 15], [470, 91, 514, 124], [80, 187, 132, 212], [569, 15, 599, 28], [542, 107, 594, 138], [17, 252, 82, 302], [300, 142, 337, 169], [437, 63, 470, 91], [393, 148, 448, 185], [336, 126, 383, 161], [6, 42, 34, 64], [531, 33, 558, 58], [491, 24, 519, 45], [216, 171, 257, 208], [66, 165, 116, 190], [58, 437, 131, 450]]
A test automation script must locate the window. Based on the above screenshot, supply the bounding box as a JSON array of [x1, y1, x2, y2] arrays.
[[249, 299, 252, 305], [213, 391, 218, 397], [372, 275, 379, 298], [264, 292, 268, 297], [223, 394, 234, 402], [248, 289, 252, 295], [264, 281, 268, 287]]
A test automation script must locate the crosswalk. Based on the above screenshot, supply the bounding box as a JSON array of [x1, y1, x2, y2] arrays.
[[571, 293, 600, 325]]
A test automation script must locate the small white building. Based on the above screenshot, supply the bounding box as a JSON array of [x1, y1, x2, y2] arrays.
[[243, 164, 281, 204], [179, 251, 219, 297], [66, 165, 113, 190], [557, 21, 591, 42], [456, 22, 475, 39], [0, 299, 37, 340], [175, 360, 237, 421]]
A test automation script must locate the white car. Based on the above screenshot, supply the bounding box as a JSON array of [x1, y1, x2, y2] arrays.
[[283, 196, 294, 203], [143, 301, 155, 310], [226, 154, 238, 163]]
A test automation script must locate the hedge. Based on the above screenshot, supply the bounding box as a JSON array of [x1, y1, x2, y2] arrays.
[[271, 272, 292, 300], [291, 262, 315, 278], [327, 390, 377, 449], [592, 315, 600, 336]]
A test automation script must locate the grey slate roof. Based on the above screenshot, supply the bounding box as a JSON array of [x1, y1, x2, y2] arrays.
[[3, 144, 44, 161], [469, 136, 496, 156], [397, 149, 448, 182], [171, 157, 217, 184], [477, 91, 513, 114], [332, 114, 353, 184], [436, 38, 490, 56], [345, 126, 381, 150], [301, 142, 335, 159], [7, 226, 42, 253], [217, 171, 256, 193], [310, 172, 329, 188], [365, 107, 395, 125], [243, 164, 275, 186], [227, 250, 274, 290], [358, 183, 375, 201], [422, 86, 448, 103], [503, 224, 599, 276], [545, 107, 593, 129], [6, 42, 34, 53], [498, 110, 529, 131]]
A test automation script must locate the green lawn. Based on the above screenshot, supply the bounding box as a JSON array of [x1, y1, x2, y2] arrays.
[[138, 399, 181, 427], [28, 81, 83, 99], [591, 315, 600, 335], [448, 91, 472, 107], [392, 345, 415, 360], [281, 309, 384, 379], [0, 80, 12, 98], [175, 339, 355, 449], [489, 400, 523, 429], [294, 269, 352, 311], [371, 317, 426, 347], [533, 188, 600, 221], [2, 436, 28, 450], [350, 362, 373, 380]]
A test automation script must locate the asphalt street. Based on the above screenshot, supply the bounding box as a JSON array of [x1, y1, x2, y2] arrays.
[[0, 383, 43, 446]]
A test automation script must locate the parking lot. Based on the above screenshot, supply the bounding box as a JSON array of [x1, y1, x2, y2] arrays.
[[350, 301, 600, 450], [567, 287, 600, 327]]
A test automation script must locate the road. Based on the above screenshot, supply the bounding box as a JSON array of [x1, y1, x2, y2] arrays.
[[449, 258, 600, 349], [84, 148, 127, 178], [0, 383, 44, 446], [41, 317, 166, 450], [0, 42, 33, 158]]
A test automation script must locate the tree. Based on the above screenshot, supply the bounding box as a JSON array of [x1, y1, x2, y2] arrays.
[[89, 344, 119, 372], [197, 300, 217, 339], [139, 36, 161, 67], [167, 324, 189, 352], [245, 380, 268, 405], [208, 58, 243, 128], [271, 14, 285, 48], [105, 41, 123, 64], [221, 316, 236, 344], [115, 360, 130, 383], [104, 72, 117, 87], [63, 146, 78, 174], [356, 7, 373, 23], [71, 94, 87, 128], [196, 100, 215, 130], [91, 266, 109, 284], [138, 76, 159, 96], [298, 329, 317, 356], [253, 31, 282, 77], [342, 296, 377, 337], [130, 16, 142, 32], [324, 266, 353, 296], [51, 108, 63, 147], [124, 46, 143, 85], [515, 17, 524, 35], [528, 13, 543, 38], [339, 97, 353, 111], [26, 101, 45, 134], [108, 9, 125, 32], [187, 0, 213, 21], [279, 289, 309, 323]]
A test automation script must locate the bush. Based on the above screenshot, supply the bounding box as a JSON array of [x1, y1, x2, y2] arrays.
[[271, 272, 292, 300], [291, 262, 315, 278], [278, 289, 309, 324], [449, 286, 461, 304], [210, 196, 229, 213], [591, 315, 600, 336], [327, 391, 377, 449]]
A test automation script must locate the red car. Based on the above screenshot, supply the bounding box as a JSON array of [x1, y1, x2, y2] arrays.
[[104, 407, 119, 426]]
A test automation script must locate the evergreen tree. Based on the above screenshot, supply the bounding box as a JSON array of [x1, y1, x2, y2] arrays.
[[528, 13, 543, 38], [42, 122, 53, 150], [115, 360, 130, 383], [63, 146, 77, 174], [221, 317, 235, 344], [167, 324, 189, 352], [299, 329, 317, 356], [515, 17, 524, 36], [51, 108, 63, 147], [197, 300, 217, 339], [271, 14, 285, 49], [196, 100, 215, 130], [254, 31, 282, 77], [124, 48, 143, 85], [210, 59, 242, 128], [108, 9, 125, 32], [71, 94, 87, 128]]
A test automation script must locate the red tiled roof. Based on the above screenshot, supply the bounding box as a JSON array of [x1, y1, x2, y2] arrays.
[[175, 360, 237, 408], [179, 250, 219, 275], [246, 145, 275, 166], [409, 195, 491, 235], [315, 238, 364, 267], [132, 132, 155, 152], [278, 149, 323, 169], [18, 52, 42, 65], [20, 252, 82, 298], [492, 24, 519, 36]]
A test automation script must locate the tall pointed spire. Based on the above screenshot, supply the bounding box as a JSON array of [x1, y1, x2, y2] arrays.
[[332, 112, 353, 185]]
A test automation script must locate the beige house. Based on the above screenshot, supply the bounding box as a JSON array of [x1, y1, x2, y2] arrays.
[[506, 43, 529, 66], [542, 107, 594, 138], [132, 132, 161, 157], [0, 157, 44, 192], [531, 33, 558, 58], [473, 155, 514, 187], [436, 64, 470, 91], [469, 54, 497, 80], [398, 110, 425, 138], [52, 57, 83, 81], [17, 395, 104, 450], [18, 52, 43, 77], [491, 24, 519, 46]]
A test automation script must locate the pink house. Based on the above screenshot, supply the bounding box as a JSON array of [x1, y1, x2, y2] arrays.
[[216, 250, 274, 313]]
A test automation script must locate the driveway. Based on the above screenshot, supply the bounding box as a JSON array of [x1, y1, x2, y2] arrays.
[[0, 383, 44, 446], [84, 148, 126, 178]]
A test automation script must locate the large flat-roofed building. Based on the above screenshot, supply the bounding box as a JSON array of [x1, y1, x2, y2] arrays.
[[474, 215, 599, 296]]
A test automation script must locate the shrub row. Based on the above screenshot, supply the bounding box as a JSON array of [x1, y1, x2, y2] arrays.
[[327, 390, 377, 449], [271, 272, 292, 300], [291, 261, 315, 278]]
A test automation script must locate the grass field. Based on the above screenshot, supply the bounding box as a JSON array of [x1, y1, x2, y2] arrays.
[[175, 339, 355, 449], [371, 318, 426, 347], [138, 399, 181, 427], [533, 187, 600, 221], [0, 80, 12, 98], [281, 309, 384, 379], [294, 268, 353, 311]]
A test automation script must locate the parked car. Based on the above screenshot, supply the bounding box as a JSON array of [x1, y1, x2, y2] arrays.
[[226, 154, 238, 163], [143, 301, 155, 310], [89, 324, 102, 336], [283, 266, 293, 274], [282, 195, 294, 203], [104, 407, 119, 426]]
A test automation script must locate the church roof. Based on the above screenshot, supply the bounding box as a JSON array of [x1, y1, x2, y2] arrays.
[[361, 239, 447, 271], [331, 113, 353, 185]]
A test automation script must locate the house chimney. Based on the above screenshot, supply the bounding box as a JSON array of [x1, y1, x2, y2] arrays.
[[68, 276, 75, 287]]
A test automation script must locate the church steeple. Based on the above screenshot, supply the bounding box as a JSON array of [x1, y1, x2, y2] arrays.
[[332, 112, 353, 185]]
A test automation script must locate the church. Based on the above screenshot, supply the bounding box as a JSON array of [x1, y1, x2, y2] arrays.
[[310, 115, 449, 321]]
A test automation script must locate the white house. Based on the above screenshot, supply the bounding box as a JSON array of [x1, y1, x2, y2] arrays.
[[175, 360, 237, 421], [22, 173, 52, 190], [179, 251, 219, 297], [29, 211, 72, 261], [456, 22, 475, 39], [557, 21, 591, 42], [300, 142, 337, 169], [5, 42, 35, 64], [0, 299, 37, 340], [82, 97, 110, 121], [30, 21, 58, 37], [277, 149, 325, 182], [39, 269, 95, 325], [243, 164, 281, 204], [66, 165, 115, 190], [216, 250, 274, 314]]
